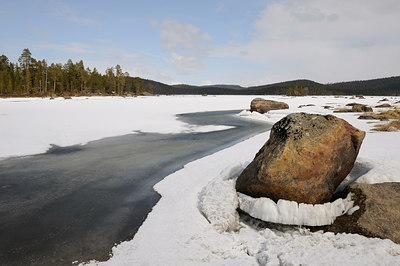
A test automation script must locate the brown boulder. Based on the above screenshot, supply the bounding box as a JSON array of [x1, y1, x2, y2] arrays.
[[375, 103, 391, 108], [236, 113, 365, 204], [250, 98, 289, 114], [319, 182, 400, 244], [352, 104, 373, 112]]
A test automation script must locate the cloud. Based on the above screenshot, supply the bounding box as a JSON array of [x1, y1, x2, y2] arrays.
[[154, 19, 211, 75], [214, 0, 400, 83], [66, 16, 101, 27], [49, 1, 102, 28], [215, 2, 226, 12], [26, 27, 54, 38], [170, 53, 206, 75], [35, 42, 93, 54]]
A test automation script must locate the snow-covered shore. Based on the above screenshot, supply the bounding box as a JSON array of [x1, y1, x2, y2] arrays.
[[1, 95, 399, 265], [83, 95, 400, 265]]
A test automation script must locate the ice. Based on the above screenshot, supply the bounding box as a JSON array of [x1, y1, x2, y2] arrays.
[[238, 192, 354, 226]]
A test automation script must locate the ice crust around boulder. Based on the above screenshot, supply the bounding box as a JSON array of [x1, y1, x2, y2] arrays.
[[199, 179, 240, 233], [238, 192, 356, 226]]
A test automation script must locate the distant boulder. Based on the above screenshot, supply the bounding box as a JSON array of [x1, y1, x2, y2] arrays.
[[298, 104, 315, 108], [352, 104, 373, 112], [358, 115, 376, 120], [236, 113, 365, 204], [346, 102, 362, 106], [375, 103, 391, 108], [335, 104, 373, 113], [250, 98, 289, 114], [320, 182, 400, 244]]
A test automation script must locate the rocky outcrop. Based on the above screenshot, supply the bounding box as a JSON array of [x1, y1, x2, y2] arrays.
[[319, 182, 400, 244], [335, 104, 373, 113], [236, 113, 365, 204], [250, 98, 289, 114], [352, 104, 373, 112]]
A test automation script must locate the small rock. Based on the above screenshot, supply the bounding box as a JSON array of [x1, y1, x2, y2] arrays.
[[250, 98, 289, 114], [375, 103, 391, 108], [358, 115, 376, 120], [236, 113, 365, 204], [356, 95, 365, 99], [352, 104, 373, 112], [298, 104, 315, 108], [346, 102, 362, 106], [379, 98, 389, 102]]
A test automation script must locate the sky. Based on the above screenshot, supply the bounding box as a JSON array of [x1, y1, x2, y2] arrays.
[[1, 0, 399, 86]]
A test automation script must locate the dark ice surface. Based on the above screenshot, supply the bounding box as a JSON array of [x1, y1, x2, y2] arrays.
[[0, 110, 271, 265]]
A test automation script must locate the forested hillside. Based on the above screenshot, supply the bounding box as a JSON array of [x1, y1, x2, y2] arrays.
[[0, 49, 152, 96], [157, 78, 399, 96], [1, 49, 399, 97]]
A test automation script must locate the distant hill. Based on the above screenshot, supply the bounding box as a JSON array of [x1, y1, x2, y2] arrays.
[[148, 76, 400, 96]]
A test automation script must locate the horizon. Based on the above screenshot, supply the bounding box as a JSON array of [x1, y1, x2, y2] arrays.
[[1, 0, 399, 87]]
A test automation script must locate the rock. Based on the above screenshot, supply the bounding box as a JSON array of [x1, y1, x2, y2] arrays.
[[323, 105, 332, 109], [236, 113, 365, 204], [352, 104, 373, 112], [318, 182, 400, 244], [346, 102, 362, 106], [358, 115, 376, 120], [334, 104, 373, 113], [346, 103, 372, 111], [63, 95, 72, 100], [356, 95, 365, 99], [375, 103, 392, 108], [298, 104, 315, 108], [140, 91, 154, 96], [379, 98, 389, 102], [250, 98, 289, 114]]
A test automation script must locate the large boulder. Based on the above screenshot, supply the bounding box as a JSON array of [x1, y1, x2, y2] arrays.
[[236, 113, 365, 204], [250, 98, 289, 114], [319, 182, 400, 244]]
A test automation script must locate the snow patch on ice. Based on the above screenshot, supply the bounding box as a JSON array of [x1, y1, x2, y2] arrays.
[[238, 193, 355, 226]]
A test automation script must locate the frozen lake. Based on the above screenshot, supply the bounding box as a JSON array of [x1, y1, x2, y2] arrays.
[[0, 110, 271, 265]]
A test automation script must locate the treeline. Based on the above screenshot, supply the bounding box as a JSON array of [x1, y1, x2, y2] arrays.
[[156, 77, 399, 96], [0, 49, 151, 96]]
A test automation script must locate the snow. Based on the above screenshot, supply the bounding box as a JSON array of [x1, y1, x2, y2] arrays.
[[199, 179, 240, 233], [0, 95, 257, 159], [2, 95, 400, 265]]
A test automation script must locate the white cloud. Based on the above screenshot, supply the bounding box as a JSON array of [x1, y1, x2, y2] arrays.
[[214, 0, 400, 83], [34, 42, 93, 54], [154, 19, 211, 75]]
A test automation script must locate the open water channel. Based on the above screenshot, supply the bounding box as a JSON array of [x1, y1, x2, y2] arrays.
[[0, 110, 271, 265]]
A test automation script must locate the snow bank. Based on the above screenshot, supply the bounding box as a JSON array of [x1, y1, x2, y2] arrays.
[[199, 179, 240, 233], [238, 192, 356, 226], [238, 227, 400, 266]]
